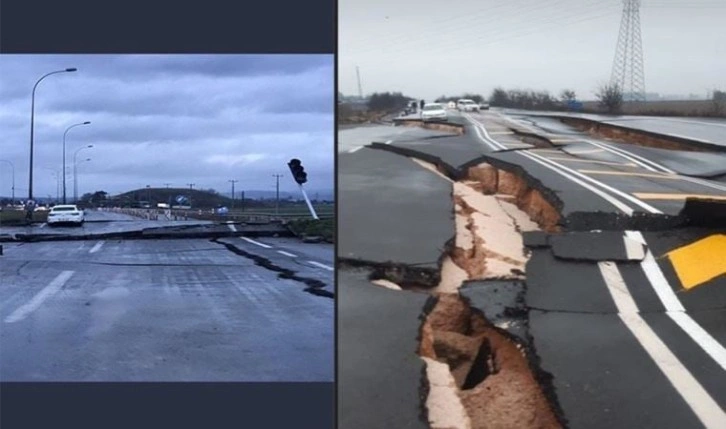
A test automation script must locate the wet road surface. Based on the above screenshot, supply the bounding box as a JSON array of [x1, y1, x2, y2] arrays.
[[0, 211, 333, 382]]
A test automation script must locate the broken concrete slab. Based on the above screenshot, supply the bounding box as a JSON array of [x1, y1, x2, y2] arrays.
[[338, 147, 454, 273], [338, 268, 431, 429], [549, 231, 645, 262], [460, 280, 528, 341]]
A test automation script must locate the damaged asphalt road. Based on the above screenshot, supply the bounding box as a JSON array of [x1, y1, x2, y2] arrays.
[[0, 210, 334, 382], [338, 109, 726, 428]]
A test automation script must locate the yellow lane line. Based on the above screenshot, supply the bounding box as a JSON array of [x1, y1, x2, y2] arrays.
[[665, 234, 726, 290], [578, 170, 680, 179], [633, 193, 726, 201], [544, 156, 637, 167]]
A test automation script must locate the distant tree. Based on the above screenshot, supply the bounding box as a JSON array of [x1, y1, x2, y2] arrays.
[[596, 83, 624, 114], [367, 92, 411, 112], [560, 89, 577, 103], [490, 88, 509, 107]]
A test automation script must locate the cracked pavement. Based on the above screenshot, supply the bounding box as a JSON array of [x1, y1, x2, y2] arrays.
[[0, 210, 333, 381], [338, 109, 726, 429]]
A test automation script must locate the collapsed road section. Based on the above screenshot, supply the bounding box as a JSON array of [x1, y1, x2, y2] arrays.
[[338, 109, 726, 429]]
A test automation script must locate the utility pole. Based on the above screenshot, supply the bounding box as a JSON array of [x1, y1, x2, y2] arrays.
[[272, 174, 283, 216], [187, 183, 195, 190], [164, 183, 171, 189], [228, 179, 238, 209], [356, 66, 363, 99]]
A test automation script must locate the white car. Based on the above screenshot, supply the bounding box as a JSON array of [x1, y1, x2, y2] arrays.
[[456, 99, 480, 112], [421, 103, 448, 122], [479, 102, 490, 110], [47, 204, 85, 226]]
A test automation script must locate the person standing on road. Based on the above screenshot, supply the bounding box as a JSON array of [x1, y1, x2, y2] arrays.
[[24, 199, 36, 223], [420, 99, 425, 111]]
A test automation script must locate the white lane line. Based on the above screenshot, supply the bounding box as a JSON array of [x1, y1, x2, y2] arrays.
[[89, 241, 105, 254], [517, 151, 635, 215], [348, 146, 364, 153], [5, 271, 75, 323], [584, 139, 661, 172], [240, 237, 272, 249], [623, 236, 645, 260], [525, 151, 663, 214], [227, 224, 237, 232], [655, 117, 726, 129], [598, 262, 726, 428], [384, 140, 393, 145], [626, 231, 726, 371], [308, 261, 334, 271], [39, 223, 46, 228], [277, 250, 297, 258]]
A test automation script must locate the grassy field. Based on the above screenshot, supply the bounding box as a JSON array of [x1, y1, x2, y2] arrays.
[[0, 209, 49, 225], [286, 218, 335, 242]]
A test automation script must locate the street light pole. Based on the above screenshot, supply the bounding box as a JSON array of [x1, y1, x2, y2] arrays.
[[29, 68, 77, 200], [73, 144, 93, 203], [272, 174, 283, 216], [228, 179, 238, 209], [74, 158, 91, 203], [0, 160, 15, 203], [62, 121, 90, 203]]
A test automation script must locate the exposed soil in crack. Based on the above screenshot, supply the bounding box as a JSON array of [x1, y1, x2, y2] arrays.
[[420, 294, 563, 429], [559, 116, 726, 153], [211, 238, 333, 299], [466, 163, 561, 233]]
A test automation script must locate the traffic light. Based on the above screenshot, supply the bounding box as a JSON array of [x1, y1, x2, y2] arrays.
[[288, 158, 308, 185]]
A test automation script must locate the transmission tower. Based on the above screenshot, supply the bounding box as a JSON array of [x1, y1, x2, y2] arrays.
[[610, 0, 646, 102]]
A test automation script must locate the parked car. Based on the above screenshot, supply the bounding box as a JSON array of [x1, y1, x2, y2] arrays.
[[456, 99, 480, 112], [421, 103, 448, 122], [47, 204, 85, 226]]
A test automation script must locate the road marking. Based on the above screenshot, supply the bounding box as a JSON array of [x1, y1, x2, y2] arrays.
[[384, 140, 393, 145], [565, 148, 604, 154], [549, 138, 580, 143], [348, 146, 364, 153], [516, 151, 635, 214], [598, 261, 726, 428], [308, 261, 334, 271], [627, 231, 726, 371], [577, 170, 680, 179], [227, 224, 237, 232], [277, 250, 297, 258], [543, 157, 636, 167], [240, 237, 272, 248], [584, 139, 662, 173], [89, 241, 105, 254], [5, 271, 75, 323], [665, 234, 726, 290], [39, 223, 46, 228], [623, 236, 645, 260], [489, 131, 515, 135], [632, 193, 726, 201], [656, 117, 726, 129], [526, 151, 663, 214]]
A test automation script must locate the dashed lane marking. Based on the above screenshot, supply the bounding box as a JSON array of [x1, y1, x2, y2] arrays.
[[227, 224, 237, 232], [5, 271, 75, 323], [665, 234, 726, 290], [240, 237, 272, 249], [632, 193, 726, 201], [542, 157, 637, 167], [577, 170, 681, 180], [348, 146, 364, 153], [566, 149, 605, 155], [89, 241, 105, 254], [308, 261, 334, 271], [627, 231, 726, 372], [598, 262, 726, 428], [489, 131, 515, 135], [277, 250, 298, 258]]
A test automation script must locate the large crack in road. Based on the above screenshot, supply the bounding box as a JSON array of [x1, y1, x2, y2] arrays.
[[211, 238, 334, 299]]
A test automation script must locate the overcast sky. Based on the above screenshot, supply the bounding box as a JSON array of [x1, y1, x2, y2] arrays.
[[0, 54, 333, 200], [340, 0, 726, 101]]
